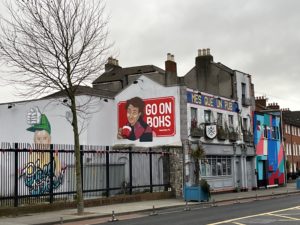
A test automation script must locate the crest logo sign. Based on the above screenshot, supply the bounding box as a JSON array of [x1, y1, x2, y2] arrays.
[[206, 125, 217, 139]]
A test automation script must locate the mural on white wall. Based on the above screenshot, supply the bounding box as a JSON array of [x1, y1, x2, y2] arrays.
[[19, 107, 66, 195], [117, 96, 175, 143]]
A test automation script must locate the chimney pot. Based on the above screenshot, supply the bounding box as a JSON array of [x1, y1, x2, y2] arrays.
[[167, 53, 172, 61], [198, 49, 202, 56], [202, 49, 207, 55], [171, 54, 175, 61], [207, 48, 210, 55]]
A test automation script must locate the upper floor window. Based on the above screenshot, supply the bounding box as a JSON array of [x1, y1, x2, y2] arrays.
[[242, 83, 246, 98], [228, 115, 234, 129], [242, 118, 248, 131], [263, 125, 268, 138], [190, 107, 198, 128], [271, 126, 278, 139], [217, 113, 223, 127], [204, 110, 211, 123]]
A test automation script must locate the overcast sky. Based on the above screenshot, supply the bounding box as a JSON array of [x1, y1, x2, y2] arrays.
[[1, 0, 300, 110]]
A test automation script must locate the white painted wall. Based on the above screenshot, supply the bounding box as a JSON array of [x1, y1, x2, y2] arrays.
[[235, 71, 253, 133], [186, 89, 240, 144], [0, 75, 181, 148]]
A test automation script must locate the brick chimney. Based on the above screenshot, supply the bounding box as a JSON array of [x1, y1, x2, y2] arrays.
[[196, 48, 213, 68], [105, 57, 121, 72], [267, 102, 280, 110], [165, 53, 178, 86], [255, 96, 267, 111], [165, 53, 177, 74]]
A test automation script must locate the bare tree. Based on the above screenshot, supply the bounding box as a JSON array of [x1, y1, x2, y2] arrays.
[[0, 0, 111, 214]]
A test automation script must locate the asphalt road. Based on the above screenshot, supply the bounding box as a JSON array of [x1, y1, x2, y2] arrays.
[[95, 194, 300, 225]]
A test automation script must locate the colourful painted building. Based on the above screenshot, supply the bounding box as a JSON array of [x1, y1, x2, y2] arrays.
[[253, 112, 285, 187]]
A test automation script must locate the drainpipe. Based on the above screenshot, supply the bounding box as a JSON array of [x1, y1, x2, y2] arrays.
[[291, 129, 295, 176], [233, 143, 237, 189]]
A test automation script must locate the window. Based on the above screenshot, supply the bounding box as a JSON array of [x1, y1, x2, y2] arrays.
[[263, 125, 268, 138], [275, 126, 280, 139], [241, 82, 246, 104], [191, 107, 198, 128], [217, 113, 223, 127], [242, 118, 248, 131], [271, 126, 276, 139], [204, 110, 211, 123], [228, 115, 234, 129], [200, 156, 232, 177]]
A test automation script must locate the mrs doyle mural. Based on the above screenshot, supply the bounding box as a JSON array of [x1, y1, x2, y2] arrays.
[[20, 107, 66, 195]]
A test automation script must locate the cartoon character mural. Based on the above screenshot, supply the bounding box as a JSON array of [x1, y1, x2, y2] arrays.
[[20, 107, 66, 195], [117, 96, 176, 143], [254, 112, 285, 187]]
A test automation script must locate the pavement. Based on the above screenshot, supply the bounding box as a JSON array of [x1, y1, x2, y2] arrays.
[[0, 181, 299, 225]]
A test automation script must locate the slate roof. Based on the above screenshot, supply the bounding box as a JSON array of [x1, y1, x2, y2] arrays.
[[92, 65, 165, 84], [41, 85, 117, 99], [282, 111, 300, 127]]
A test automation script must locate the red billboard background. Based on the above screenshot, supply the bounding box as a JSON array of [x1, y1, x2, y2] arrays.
[[118, 96, 175, 137]]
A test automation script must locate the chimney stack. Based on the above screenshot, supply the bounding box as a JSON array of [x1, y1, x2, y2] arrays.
[[196, 48, 213, 67], [267, 102, 280, 110], [255, 96, 267, 110], [165, 53, 178, 85], [165, 53, 177, 74], [105, 57, 121, 72]]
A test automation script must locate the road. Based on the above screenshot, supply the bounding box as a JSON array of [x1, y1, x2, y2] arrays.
[[87, 194, 300, 225]]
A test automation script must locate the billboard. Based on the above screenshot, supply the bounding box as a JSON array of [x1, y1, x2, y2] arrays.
[[117, 96, 175, 142]]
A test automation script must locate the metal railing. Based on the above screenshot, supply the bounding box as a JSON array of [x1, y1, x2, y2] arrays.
[[0, 143, 170, 207]]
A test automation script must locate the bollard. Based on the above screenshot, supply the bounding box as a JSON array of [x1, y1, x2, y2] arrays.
[[150, 205, 158, 216], [108, 210, 119, 222], [211, 198, 217, 207], [235, 197, 240, 204], [184, 201, 191, 211], [272, 191, 275, 198], [60, 217, 63, 224]]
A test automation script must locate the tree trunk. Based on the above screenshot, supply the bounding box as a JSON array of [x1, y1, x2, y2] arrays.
[[71, 98, 84, 215]]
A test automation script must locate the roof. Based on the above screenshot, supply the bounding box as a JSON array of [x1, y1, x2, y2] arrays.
[[41, 85, 117, 99], [282, 111, 300, 127], [92, 65, 165, 84]]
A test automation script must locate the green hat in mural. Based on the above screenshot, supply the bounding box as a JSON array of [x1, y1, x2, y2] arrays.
[[27, 114, 51, 134]]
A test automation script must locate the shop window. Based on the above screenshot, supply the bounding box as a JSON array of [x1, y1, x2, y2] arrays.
[[200, 156, 232, 177]]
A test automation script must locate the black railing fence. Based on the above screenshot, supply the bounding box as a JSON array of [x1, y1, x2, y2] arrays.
[[0, 143, 170, 207]]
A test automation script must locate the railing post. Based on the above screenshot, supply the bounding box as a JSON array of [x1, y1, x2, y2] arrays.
[[149, 148, 153, 193], [105, 146, 110, 197], [14, 143, 18, 207], [129, 147, 133, 195], [49, 144, 54, 204], [80, 145, 84, 194]]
